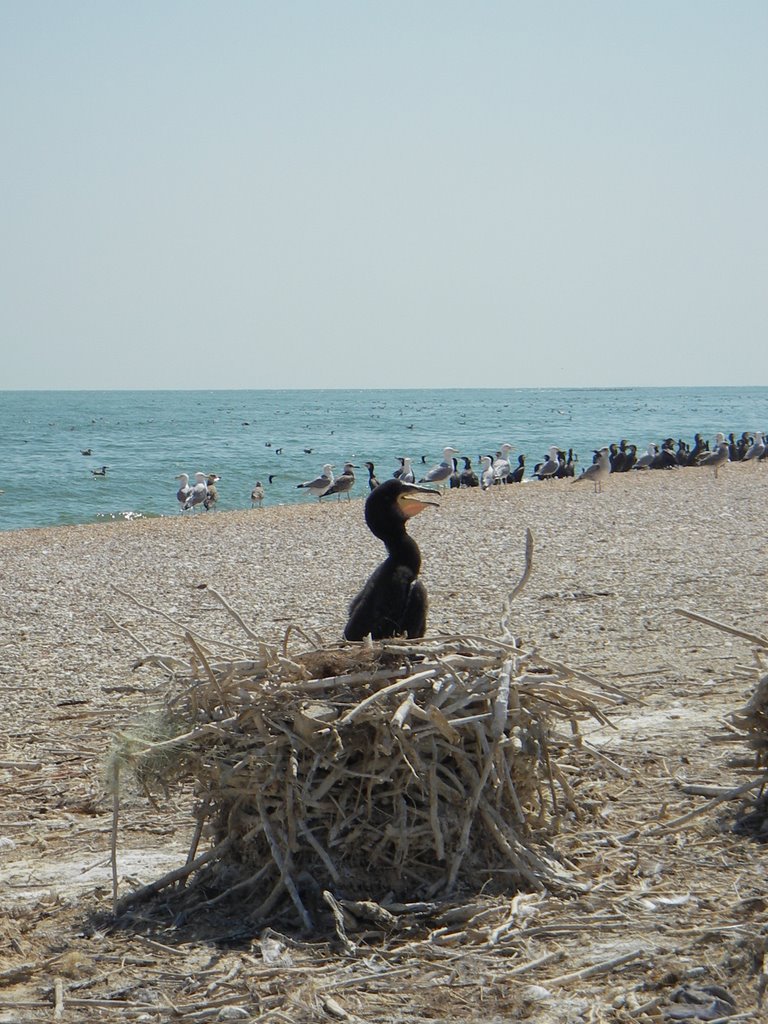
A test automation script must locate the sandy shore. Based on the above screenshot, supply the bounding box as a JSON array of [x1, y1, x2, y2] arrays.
[[1, 464, 767, 1020]]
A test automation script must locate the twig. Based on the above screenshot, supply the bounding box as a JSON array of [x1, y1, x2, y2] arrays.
[[500, 528, 534, 637], [675, 607, 768, 648], [114, 838, 232, 915], [543, 947, 646, 986], [646, 774, 768, 834]]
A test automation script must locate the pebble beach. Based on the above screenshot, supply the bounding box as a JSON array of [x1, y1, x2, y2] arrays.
[[2, 464, 767, 1020]]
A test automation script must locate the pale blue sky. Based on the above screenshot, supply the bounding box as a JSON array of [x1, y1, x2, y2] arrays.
[[2, 2, 766, 389]]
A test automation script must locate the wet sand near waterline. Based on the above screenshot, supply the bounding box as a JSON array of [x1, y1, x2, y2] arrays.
[[1, 465, 767, 1020]]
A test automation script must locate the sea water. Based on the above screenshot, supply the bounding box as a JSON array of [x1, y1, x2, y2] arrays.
[[0, 387, 766, 532]]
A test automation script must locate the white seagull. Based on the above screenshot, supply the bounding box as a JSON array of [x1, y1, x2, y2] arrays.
[[633, 443, 658, 470], [743, 431, 765, 462], [478, 455, 495, 490], [297, 464, 334, 500], [419, 447, 459, 488], [183, 472, 208, 510], [175, 473, 192, 510], [700, 439, 730, 479], [323, 462, 358, 501], [492, 443, 515, 483], [574, 447, 611, 493], [536, 446, 560, 481]]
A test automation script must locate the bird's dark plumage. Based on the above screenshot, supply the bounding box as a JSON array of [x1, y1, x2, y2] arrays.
[[343, 479, 438, 641]]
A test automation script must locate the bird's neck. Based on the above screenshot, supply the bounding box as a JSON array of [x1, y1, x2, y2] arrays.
[[381, 530, 421, 575]]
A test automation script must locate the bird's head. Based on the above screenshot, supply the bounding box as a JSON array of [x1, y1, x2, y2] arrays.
[[365, 479, 439, 537]]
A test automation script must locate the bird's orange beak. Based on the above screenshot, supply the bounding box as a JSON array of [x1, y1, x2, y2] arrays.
[[398, 485, 439, 519]]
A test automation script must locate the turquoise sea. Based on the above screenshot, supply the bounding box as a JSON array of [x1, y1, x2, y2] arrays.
[[1, 387, 766, 532]]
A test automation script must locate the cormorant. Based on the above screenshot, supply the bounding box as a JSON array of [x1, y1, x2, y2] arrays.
[[364, 461, 380, 491], [509, 454, 526, 483], [344, 479, 438, 641], [459, 456, 479, 487]]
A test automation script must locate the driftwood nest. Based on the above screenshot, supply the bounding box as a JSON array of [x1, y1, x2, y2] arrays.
[[109, 539, 629, 931]]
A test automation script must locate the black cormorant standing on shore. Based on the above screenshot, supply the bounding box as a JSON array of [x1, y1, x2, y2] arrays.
[[343, 479, 438, 641]]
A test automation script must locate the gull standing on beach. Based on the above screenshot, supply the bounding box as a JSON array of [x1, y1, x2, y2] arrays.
[[492, 443, 514, 483], [203, 474, 220, 511], [183, 472, 208, 510], [297, 464, 334, 501], [250, 481, 264, 507], [323, 462, 358, 501], [536, 446, 560, 481], [743, 431, 765, 463], [574, 447, 611, 493], [699, 436, 730, 479], [479, 455, 495, 490], [419, 447, 458, 488], [175, 473, 192, 510]]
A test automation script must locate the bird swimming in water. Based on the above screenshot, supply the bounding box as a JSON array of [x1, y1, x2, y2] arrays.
[[419, 447, 458, 488], [91, 465, 108, 477], [183, 472, 208, 510], [344, 479, 439, 641], [573, 447, 610, 492], [250, 481, 264, 507], [297, 464, 334, 500], [175, 473, 192, 509], [323, 462, 358, 501], [203, 473, 220, 510]]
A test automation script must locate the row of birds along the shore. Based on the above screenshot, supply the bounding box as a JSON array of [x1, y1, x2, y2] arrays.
[[174, 429, 766, 511]]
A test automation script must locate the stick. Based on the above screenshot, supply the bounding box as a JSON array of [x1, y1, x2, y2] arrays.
[[646, 774, 768, 834], [500, 528, 534, 637], [675, 608, 768, 647], [544, 947, 646, 986], [114, 838, 232, 915]]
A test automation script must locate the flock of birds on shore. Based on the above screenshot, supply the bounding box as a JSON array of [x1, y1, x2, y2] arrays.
[[171, 428, 767, 514]]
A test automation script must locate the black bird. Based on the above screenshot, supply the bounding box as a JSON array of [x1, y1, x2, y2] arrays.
[[91, 465, 108, 477], [364, 461, 380, 491], [343, 479, 438, 641], [509, 454, 526, 483], [459, 456, 479, 487]]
